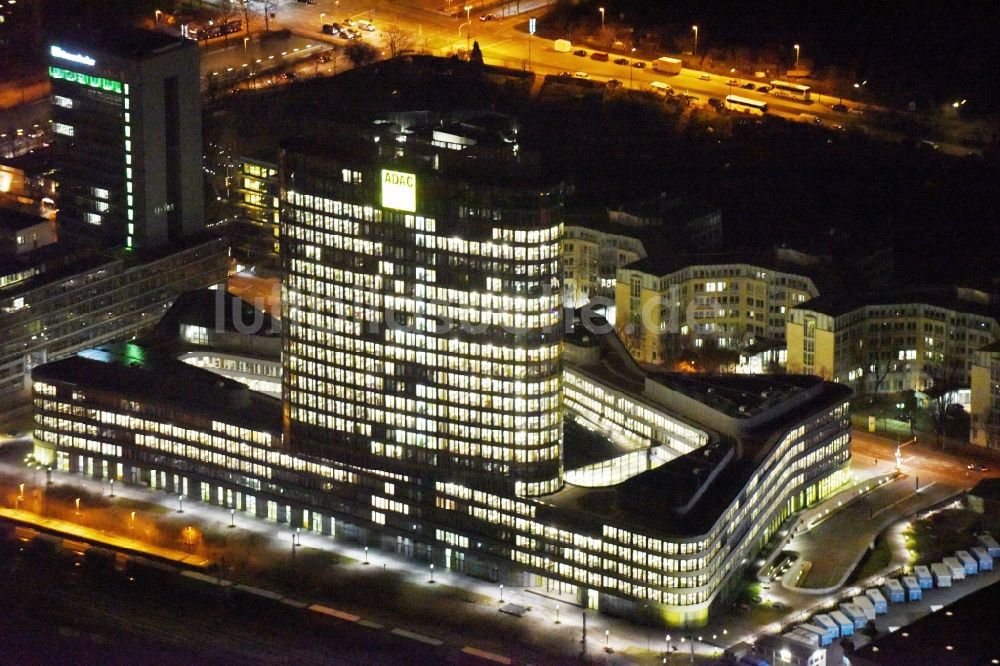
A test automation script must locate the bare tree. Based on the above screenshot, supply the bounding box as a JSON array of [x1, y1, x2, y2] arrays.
[[382, 24, 414, 58], [259, 0, 276, 31]]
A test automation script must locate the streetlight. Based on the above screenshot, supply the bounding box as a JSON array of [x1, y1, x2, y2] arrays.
[[154, 9, 162, 24], [230, 508, 235, 528], [320, 12, 325, 23], [243, 36, 249, 53], [605, 629, 610, 648], [555, 603, 561, 624], [499, 583, 504, 602], [598, 6, 605, 29], [364, 546, 369, 564], [75, 497, 80, 515], [630, 47, 636, 88], [692, 26, 698, 56], [464, 5, 472, 52], [109, 478, 115, 497], [729, 67, 735, 97], [666, 634, 672, 660], [429, 563, 435, 583], [177, 494, 184, 513], [793, 43, 800, 69], [129, 510, 135, 534]]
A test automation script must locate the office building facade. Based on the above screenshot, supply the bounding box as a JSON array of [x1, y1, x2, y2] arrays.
[[0, 237, 227, 401], [280, 139, 565, 497], [49, 29, 203, 250], [562, 226, 645, 308], [616, 260, 818, 364], [787, 288, 999, 393]]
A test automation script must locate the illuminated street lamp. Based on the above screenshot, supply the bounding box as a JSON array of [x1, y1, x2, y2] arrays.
[[599, 6, 605, 29], [155, 9, 162, 25], [229, 508, 235, 528], [129, 510, 136, 534], [555, 603, 561, 624], [429, 562, 435, 583], [692, 25, 698, 56], [109, 478, 115, 497], [630, 47, 636, 88], [243, 36, 249, 53], [74, 497, 80, 515], [794, 43, 800, 69], [605, 629, 610, 647], [499, 583, 504, 602], [364, 545, 369, 564], [177, 494, 184, 513]]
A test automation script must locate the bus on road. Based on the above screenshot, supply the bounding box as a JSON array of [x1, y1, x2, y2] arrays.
[[725, 95, 768, 115], [769, 80, 812, 102]]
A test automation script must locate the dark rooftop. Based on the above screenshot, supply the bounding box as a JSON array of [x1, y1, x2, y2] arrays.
[[32, 343, 281, 432], [51, 27, 190, 61], [647, 371, 826, 420], [796, 286, 1000, 319], [0, 208, 48, 233]]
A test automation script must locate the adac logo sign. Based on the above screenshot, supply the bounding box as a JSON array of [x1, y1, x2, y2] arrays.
[[381, 169, 416, 213]]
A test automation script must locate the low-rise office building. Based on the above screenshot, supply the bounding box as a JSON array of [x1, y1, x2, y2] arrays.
[[0, 236, 228, 402], [787, 287, 1000, 394], [971, 341, 1000, 450], [616, 253, 819, 364], [562, 226, 646, 308]]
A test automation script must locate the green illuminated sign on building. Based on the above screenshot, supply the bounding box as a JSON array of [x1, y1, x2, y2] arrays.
[[48, 66, 123, 94]]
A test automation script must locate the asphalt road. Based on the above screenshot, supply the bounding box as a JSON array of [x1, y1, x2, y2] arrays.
[[248, 0, 938, 140], [851, 429, 997, 489]]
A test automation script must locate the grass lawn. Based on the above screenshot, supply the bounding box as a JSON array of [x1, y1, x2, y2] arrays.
[[851, 535, 894, 582]]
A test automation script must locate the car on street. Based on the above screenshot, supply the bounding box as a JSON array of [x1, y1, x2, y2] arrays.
[[344, 18, 357, 26], [757, 84, 771, 92], [555, 71, 572, 77], [342, 27, 361, 39], [590, 52, 609, 61], [573, 71, 590, 79], [679, 93, 700, 103], [727, 79, 739, 86], [742, 81, 756, 89], [698, 73, 711, 81], [831, 103, 848, 113], [848, 107, 865, 115], [321, 23, 338, 35], [281, 71, 297, 80], [613, 57, 629, 65], [479, 13, 497, 21], [708, 97, 724, 109], [632, 61, 646, 69], [357, 20, 376, 31], [573, 49, 587, 57]]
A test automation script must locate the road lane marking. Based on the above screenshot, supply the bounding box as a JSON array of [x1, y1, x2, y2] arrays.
[[391, 628, 444, 645], [307, 603, 360, 622], [462, 646, 512, 663]]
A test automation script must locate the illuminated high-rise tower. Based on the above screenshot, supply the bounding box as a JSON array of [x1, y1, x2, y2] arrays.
[[48, 27, 203, 250], [280, 133, 565, 496]]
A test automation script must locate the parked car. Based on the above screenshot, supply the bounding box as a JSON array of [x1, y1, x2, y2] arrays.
[[344, 18, 357, 26], [831, 103, 848, 113], [573, 71, 590, 79], [479, 13, 497, 21], [742, 82, 756, 89], [322, 23, 338, 35], [613, 57, 629, 65], [698, 73, 711, 81], [708, 97, 724, 109], [573, 49, 587, 57], [281, 71, 297, 80], [357, 20, 376, 31], [757, 84, 771, 92], [590, 52, 609, 61], [632, 61, 646, 69], [728, 78, 739, 86], [606, 79, 622, 88]]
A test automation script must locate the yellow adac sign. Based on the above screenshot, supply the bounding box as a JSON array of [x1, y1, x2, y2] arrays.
[[381, 169, 416, 212]]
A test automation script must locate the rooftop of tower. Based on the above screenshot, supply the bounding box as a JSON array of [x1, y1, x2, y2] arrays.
[[50, 26, 191, 61]]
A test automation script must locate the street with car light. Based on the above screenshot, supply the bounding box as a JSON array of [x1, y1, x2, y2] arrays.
[[184, 0, 984, 155]]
